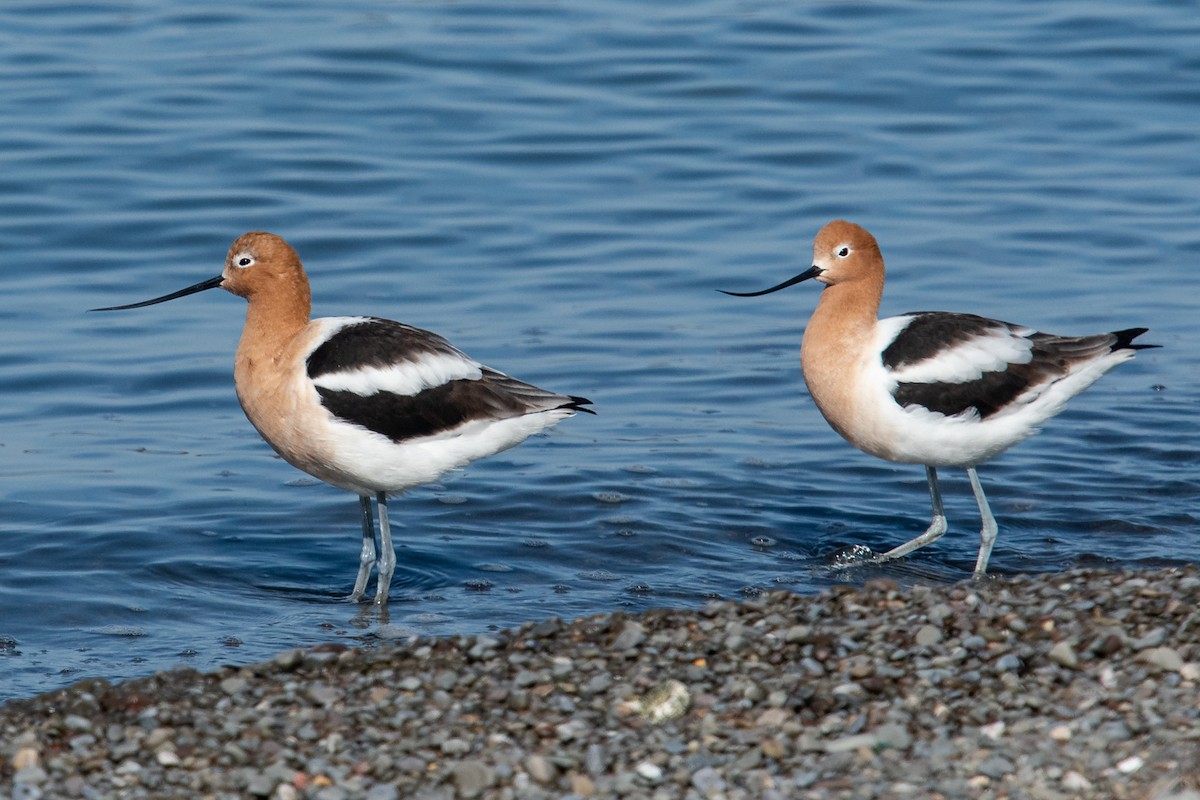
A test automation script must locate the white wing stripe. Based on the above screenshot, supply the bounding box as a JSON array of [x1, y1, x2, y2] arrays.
[[888, 331, 1034, 385], [313, 353, 483, 397]]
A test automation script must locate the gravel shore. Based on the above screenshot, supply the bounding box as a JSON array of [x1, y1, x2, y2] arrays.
[[3, 567, 1200, 800]]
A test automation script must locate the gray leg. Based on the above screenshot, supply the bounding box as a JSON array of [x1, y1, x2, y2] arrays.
[[373, 491, 396, 605], [348, 495, 376, 602], [876, 466, 949, 563], [967, 467, 998, 578]]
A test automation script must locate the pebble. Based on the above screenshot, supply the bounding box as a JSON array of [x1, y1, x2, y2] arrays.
[[1047, 640, 1078, 669], [452, 760, 492, 797], [610, 620, 646, 651], [1048, 724, 1072, 742], [1140, 645, 1184, 672], [914, 624, 942, 646], [634, 761, 663, 782], [525, 755, 555, 784], [2, 567, 1199, 799]]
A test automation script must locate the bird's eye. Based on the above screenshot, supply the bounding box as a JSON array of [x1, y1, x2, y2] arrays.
[[236, 255, 254, 269], [837, 246, 851, 258]]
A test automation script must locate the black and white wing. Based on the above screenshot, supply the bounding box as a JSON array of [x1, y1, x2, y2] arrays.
[[879, 312, 1149, 420], [306, 317, 592, 442]]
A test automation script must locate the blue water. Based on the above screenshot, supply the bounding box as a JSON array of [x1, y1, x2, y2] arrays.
[[1, 1, 1197, 701]]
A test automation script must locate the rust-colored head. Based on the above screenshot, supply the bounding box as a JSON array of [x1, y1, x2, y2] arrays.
[[90, 231, 311, 315], [719, 219, 884, 299], [808, 220, 884, 287], [220, 231, 308, 301]]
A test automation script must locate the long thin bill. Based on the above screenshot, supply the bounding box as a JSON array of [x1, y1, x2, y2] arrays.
[[89, 275, 225, 312], [718, 265, 823, 297]]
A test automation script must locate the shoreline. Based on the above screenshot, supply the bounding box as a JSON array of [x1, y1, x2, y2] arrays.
[[3, 566, 1199, 799]]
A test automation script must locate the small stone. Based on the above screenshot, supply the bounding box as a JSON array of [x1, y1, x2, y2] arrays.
[[613, 772, 638, 794], [733, 747, 762, 771], [555, 719, 588, 742], [115, 759, 142, 775], [307, 685, 342, 706], [156, 749, 181, 766], [961, 634, 987, 651], [12, 748, 39, 770], [585, 743, 606, 775], [12, 766, 48, 787], [245, 773, 275, 796], [756, 707, 787, 728], [1139, 646, 1184, 672], [581, 672, 613, 695], [526, 755, 555, 784], [1047, 641, 1078, 669], [365, 786, 399, 800], [1048, 725, 1072, 742], [824, 733, 877, 753], [874, 723, 912, 750], [761, 737, 787, 759], [144, 728, 173, 749], [453, 760, 493, 797], [513, 669, 542, 688], [994, 653, 1022, 672], [221, 676, 249, 695], [63, 715, 93, 732], [635, 761, 663, 782], [832, 682, 865, 701], [977, 755, 1014, 779], [915, 625, 942, 646], [1116, 755, 1144, 774], [980, 721, 1005, 741], [611, 621, 646, 651], [691, 766, 726, 795], [785, 625, 812, 643], [569, 774, 595, 796], [441, 737, 470, 756], [1131, 627, 1167, 649], [927, 603, 953, 620], [1062, 771, 1092, 791]]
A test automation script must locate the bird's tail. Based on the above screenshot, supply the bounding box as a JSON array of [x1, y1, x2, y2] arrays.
[[1111, 327, 1159, 352]]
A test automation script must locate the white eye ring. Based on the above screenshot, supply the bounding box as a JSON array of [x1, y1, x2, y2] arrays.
[[234, 253, 255, 269], [836, 246, 851, 258]]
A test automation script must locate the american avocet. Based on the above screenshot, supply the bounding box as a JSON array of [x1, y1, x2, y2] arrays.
[[723, 220, 1155, 577], [93, 232, 592, 604]]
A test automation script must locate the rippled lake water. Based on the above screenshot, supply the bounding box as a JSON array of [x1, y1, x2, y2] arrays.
[[1, 1, 1197, 700]]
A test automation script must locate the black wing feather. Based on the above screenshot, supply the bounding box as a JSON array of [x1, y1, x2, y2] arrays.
[[309, 319, 592, 442], [886, 314, 1152, 420]]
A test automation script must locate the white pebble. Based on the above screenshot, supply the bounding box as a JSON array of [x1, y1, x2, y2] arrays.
[[980, 721, 1005, 741], [1048, 725, 1072, 742], [635, 761, 663, 782], [1116, 755, 1144, 774], [1062, 771, 1092, 790]]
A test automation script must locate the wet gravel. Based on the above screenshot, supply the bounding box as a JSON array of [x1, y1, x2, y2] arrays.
[[3, 567, 1200, 800]]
